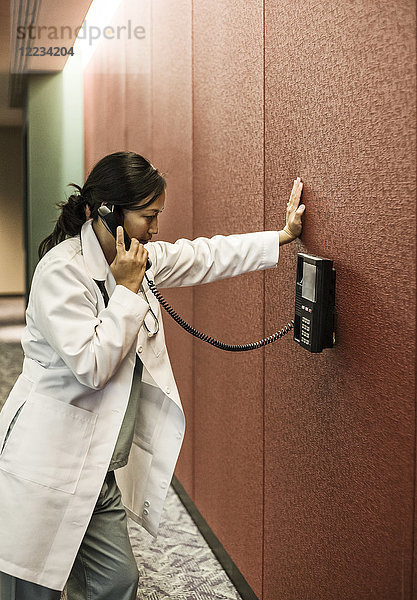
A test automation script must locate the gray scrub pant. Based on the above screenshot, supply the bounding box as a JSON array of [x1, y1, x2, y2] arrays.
[[0, 471, 139, 600]]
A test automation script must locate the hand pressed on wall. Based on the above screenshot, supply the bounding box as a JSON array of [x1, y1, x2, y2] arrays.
[[280, 177, 305, 245]]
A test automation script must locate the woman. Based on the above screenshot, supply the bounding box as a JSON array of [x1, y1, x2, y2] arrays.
[[0, 151, 304, 600]]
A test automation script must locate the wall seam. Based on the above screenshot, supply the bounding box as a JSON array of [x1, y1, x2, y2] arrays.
[[412, 225, 416, 598], [413, 114, 417, 597], [191, 0, 196, 502], [124, 1, 128, 149], [150, 0, 153, 159], [262, 0, 266, 598]]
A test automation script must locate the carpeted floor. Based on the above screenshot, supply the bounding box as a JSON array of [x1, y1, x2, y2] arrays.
[[0, 297, 244, 600]]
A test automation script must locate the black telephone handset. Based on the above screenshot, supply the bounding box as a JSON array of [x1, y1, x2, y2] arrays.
[[98, 205, 152, 271], [97, 203, 300, 352]]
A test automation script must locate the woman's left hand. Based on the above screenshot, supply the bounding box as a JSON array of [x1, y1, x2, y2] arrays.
[[284, 177, 305, 238]]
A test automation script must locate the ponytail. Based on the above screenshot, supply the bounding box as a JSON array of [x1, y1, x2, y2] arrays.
[[38, 183, 89, 259], [38, 151, 166, 260]]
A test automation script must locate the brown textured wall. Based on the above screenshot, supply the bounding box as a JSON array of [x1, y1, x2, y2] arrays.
[[84, 1, 152, 172], [192, 1, 265, 595], [264, 2, 416, 599], [83, 0, 416, 598], [150, 0, 194, 492]]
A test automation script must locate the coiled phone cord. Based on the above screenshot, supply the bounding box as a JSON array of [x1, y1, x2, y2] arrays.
[[96, 205, 294, 350], [145, 273, 294, 352]]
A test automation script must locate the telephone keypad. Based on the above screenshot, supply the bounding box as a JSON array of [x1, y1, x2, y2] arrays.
[[301, 315, 311, 344]]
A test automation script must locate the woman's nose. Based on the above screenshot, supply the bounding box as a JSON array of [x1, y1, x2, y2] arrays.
[[149, 217, 158, 234]]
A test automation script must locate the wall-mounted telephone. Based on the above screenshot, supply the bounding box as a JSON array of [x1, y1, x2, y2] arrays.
[[98, 205, 336, 353], [293, 253, 336, 352]]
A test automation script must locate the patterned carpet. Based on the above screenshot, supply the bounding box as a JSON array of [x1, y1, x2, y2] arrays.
[[127, 489, 244, 600], [0, 297, 244, 600], [0, 343, 25, 412]]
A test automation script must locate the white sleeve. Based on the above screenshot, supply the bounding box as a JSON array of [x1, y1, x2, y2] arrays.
[[146, 231, 280, 289], [31, 257, 150, 390]]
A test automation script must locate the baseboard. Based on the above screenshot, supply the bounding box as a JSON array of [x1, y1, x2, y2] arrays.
[[171, 475, 259, 600], [0, 294, 25, 298]]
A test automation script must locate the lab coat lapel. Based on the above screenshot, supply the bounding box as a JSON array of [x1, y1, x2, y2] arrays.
[[80, 219, 116, 309], [80, 219, 182, 411]]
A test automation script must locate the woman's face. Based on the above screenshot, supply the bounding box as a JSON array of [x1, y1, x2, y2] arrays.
[[121, 189, 165, 244]]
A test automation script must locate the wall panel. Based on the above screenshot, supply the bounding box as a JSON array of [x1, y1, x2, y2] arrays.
[[264, 2, 416, 599], [84, 3, 131, 174], [192, 0, 265, 595], [124, 0, 152, 157], [150, 0, 194, 492]]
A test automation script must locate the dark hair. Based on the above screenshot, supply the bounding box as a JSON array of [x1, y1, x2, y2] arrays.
[[38, 151, 166, 259]]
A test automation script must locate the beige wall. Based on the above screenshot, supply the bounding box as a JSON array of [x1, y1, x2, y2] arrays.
[[0, 127, 24, 295]]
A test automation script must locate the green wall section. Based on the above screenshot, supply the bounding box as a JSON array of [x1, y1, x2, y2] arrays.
[[25, 53, 83, 288]]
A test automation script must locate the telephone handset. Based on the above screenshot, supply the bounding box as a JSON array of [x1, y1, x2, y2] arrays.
[[98, 203, 296, 351], [97, 205, 152, 272]]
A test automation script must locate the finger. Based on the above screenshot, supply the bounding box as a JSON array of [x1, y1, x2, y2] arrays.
[[135, 246, 148, 272], [116, 226, 125, 251], [286, 181, 297, 210], [292, 180, 303, 208], [129, 238, 140, 255], [137, 244, 147, 258], [140, 248, 149, 268], [288, 179, 302, 209], [286, 197, 295, 215]]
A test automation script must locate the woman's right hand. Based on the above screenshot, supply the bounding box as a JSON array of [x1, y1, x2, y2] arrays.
[[110, 226, 148, 294]]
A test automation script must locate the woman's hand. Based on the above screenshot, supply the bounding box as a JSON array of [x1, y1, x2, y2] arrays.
[[281, 177, 305, 243], [110, 226, 148, 294]]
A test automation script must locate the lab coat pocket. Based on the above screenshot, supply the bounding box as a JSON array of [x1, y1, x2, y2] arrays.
[[0, 392, 97, 494], [0, 374, 34, 447], [134, 382, 168, 452], [0, 401, 26, 454]]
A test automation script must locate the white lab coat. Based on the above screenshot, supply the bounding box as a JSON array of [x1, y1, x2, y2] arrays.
[[0, 219, 280, 591]]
